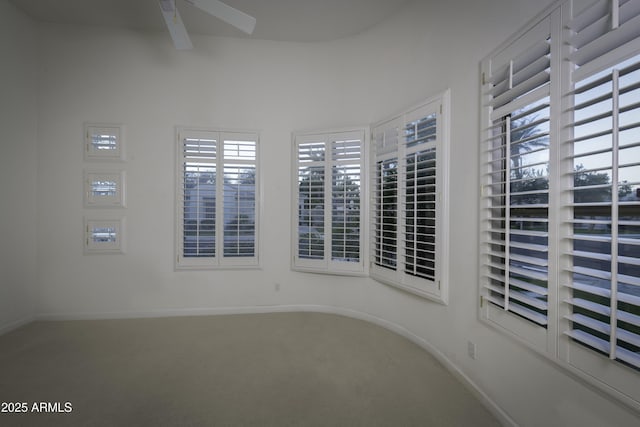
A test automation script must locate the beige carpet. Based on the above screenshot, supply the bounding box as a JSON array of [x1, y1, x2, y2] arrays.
[[0, 312, 500, 426]]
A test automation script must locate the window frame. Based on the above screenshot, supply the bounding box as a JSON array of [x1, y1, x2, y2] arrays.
[[370, 91, 450, 304], [84, 216, 125, 254], [83, 169, 126, 208], [291, 128, 368, 276], [479, 8, 559, 352], [84, 123, 125, 161], [175, 127, 260, 270]]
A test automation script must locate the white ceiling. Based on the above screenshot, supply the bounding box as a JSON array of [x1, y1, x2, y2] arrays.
[[8, 0, 412, 43]]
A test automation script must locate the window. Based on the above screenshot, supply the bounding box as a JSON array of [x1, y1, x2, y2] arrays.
[[371, 92, 450, 303], [292, 129, 366, 274], [84, 124, 124, 161], [561, 0, 640, 407], [480, 13, 554, 348], [480, 0, 640, 409], [176, 128, 259, 269], [84, 170, 126, 207], [84, 217, 125, 254]]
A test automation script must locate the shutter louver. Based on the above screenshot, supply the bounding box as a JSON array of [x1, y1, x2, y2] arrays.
[[375, 125, 399, 155], [223, 139, 257, 258], [183, 136, 217, 258], [374, 157, 398, 270], [332, 138, 362, 262], [568, 0, 640, 80], [487, 32, 551, 121], [91, 133, 117, 152], [373, 123, 399, 271], [404, 114, 438, 281], [564, 28, 640, 370], [481, 18, 551, 327], [297, 141, 326, 260]]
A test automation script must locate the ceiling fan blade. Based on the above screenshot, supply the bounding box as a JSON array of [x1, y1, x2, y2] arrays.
[[185, 0, 256, 35], [159, 0, 193, 49]]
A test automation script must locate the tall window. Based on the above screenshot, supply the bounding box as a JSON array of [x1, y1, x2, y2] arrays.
[[176, 129, 259, 268], [293, 129, 366, 274], [480, 14, 554, 347], [561, 0, 640, 404], [371, 93, 450, 303], [481, 0, 640, 409]]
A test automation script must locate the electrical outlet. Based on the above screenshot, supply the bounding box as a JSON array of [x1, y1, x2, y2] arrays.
[[274, 283, 280, 292], [467, 341, 477, 360]]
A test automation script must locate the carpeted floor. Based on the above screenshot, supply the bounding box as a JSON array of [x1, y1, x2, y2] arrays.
[[0, 312, 501, 426]]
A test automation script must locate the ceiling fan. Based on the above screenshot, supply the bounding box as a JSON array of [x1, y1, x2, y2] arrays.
[[158, 0, 256, 49]]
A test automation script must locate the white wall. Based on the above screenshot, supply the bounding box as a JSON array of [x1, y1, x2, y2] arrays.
[[0, 0, 38, 332], [23, 0, 640, 425]]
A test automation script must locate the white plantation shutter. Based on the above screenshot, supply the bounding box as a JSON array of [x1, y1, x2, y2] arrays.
[[84, 218, 125, 254], [90, 132, 118, 151], [370, 92, 449, 303], [372, 123, 398, 277], [177, 129, 259, 268], [403, 111, 438, 282], [375, 124, 400, 155], [560, 0, 640, 401], [297, 139, 326, 261], [480, 15, 553, 335], [373, 159, 399, 270], [181, 133, 217, 261], [486, 17, 552, 121], [332, 138, 362, 263], [223, 137, 257, 259], [84, 124, 124, 161], [373, 121, 400, 271], [480, 0, 640, 408], [293, 129, 365, 274]]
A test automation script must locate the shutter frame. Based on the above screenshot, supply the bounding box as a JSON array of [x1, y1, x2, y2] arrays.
[[371, 92, 450, 304], [293, 128, 367, 275], [176, 127, 259, 269]]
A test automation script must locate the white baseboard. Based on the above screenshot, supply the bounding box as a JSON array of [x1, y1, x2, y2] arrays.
[[36, 304, 321, 321], [0, 315, 36, 336], [324, 306, 518, 427], [35, 304, 513, 426]]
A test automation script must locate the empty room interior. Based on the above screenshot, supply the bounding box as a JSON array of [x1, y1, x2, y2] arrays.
[[1, 0, 640, 425]]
